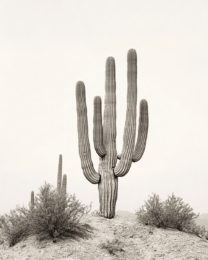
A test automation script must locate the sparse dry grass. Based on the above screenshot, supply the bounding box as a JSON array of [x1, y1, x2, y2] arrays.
[[99, 238, 125, 255]]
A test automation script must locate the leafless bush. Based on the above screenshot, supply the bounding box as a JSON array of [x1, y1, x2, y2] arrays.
[[136, 193, 206, 238], [136, 194, 165, 228], [26, 182, 93, 242], [0, 182, 94, 246], [0, 208, 30, 246]]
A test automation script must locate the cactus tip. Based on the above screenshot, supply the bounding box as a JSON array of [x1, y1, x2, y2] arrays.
[[94, 96, 101, 103], [76, 81, 86, 98], [140, 99, 148, 109], [127, 49, 137, 59], [106, 56, 115, 66]]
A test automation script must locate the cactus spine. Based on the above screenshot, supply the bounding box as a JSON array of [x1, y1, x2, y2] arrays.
[[76, 49, 149, 218], [31, 191, 34, 209], [57, 154, 62, 194]]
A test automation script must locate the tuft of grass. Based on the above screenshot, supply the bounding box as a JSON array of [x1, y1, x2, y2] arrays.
[[99, 238, 125, 256], [91, 210, 101, 217]]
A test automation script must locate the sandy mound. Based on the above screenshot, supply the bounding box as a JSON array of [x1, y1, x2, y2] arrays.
[[0, 214, 208, 260]]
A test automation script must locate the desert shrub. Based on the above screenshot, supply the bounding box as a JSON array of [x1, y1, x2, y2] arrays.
[[135, 194, 165, 228], [162, 194, 199, 231], [205, 231, 208, 240], [136, 193, 205, 237], [0, 215, 6, 230], [187, 221, 207, 238], [99, 238, 125, 255], [25, 182, 93, 241], [0, 218, 5, 244], [0, 208, 30, 247], [0, 182, 93, 246]]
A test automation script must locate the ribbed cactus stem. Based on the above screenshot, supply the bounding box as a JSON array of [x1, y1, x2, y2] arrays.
[[75, 49, 149, 218], [76, 81, 101, 184], [57, 154, 62, 194], [61, 174, 67, 195], [132, 100, 149, 162], [103, 57, 117, 169], [114, 49, 137, 177], [31, 191, 34, 209], [93, 96, 106, 157], [97, 57, 118, 218]]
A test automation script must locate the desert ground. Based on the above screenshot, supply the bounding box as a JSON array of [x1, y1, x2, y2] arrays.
[[0, 212, 208, 260]]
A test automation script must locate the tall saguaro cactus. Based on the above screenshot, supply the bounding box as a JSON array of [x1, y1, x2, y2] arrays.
[[76, 49, 149, 218], [57, 154, 62, 194]]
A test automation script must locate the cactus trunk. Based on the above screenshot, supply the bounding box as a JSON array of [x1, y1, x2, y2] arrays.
[[98, 166, 118, 218], [97, 57, 118, 218]]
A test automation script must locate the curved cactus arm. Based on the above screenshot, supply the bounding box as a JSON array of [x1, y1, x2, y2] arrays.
[[93, 96, 106, 157], [57, 154, 62, 194], [76, 81, 101, 184], [132, 99, 149, 162], [103, 57, 117, 169], [114, 49, 137, 177]]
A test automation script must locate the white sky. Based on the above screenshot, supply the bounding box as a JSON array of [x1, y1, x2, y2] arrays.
[[0, 0, 208, 215]]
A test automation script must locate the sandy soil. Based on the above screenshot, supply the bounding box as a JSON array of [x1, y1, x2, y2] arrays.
[[0, 214, 208, 260]]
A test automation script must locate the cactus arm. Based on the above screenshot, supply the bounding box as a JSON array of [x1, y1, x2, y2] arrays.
[[61, 174, 67, 195], [114, 49, 137, 177], [76, 81, 101, 184], [31, 191, 34, 209], [93, 96, 106, 157], [57, 154, 62, 194], [132, 100, 149, 162], [103, 57, 117, 169]]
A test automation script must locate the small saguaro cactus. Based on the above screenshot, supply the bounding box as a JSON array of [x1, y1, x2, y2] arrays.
[[57, 154, 62, 194], [61, 174, 67, 195], [76, 49, 149, 218], [31, 191, 34, 209]]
